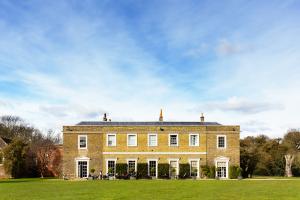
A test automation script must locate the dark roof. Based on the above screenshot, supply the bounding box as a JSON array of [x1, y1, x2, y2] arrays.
[[76, 121, 221, 126]]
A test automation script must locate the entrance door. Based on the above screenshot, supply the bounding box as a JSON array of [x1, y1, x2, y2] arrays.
[[78, 161, 88, 178], [216, 162, 227, 178]]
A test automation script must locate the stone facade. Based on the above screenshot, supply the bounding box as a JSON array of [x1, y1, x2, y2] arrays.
[[63, 116, 240, 179]]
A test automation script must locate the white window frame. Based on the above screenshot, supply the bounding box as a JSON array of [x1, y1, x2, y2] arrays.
[[168, 133, 179, 147], [217, 135, 227, 149], [127, 158, 137, 173], [78, 135, 87, 149], [214, 156, 229, 179], [127, 134, 137, 147], [106, 133, 117, 147], [189, 133, 199, 146], [189, 159, 200, 178], [168, 158, 179, 176], [75, 157, 90, 178], [147, 159, 158, 178], [148, 133, 158, 147], [106, 158, 117, 175]]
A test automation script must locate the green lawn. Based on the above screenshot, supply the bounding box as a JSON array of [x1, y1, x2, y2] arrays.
[[1, 178, 300, 200]]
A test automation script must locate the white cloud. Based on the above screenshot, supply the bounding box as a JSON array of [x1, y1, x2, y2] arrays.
[[202, 96, 284, 114]]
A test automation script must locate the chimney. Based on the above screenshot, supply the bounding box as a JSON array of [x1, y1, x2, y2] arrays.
[[103, 113, 108, 121], [159, 109, 163, 122], [200, 113, 205, 122]]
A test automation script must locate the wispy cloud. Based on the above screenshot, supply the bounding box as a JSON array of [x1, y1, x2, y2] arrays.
[[201, 97, 284, 114], [0, 0, 299, 137]]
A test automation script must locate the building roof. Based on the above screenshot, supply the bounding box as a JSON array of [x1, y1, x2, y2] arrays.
[[76, 121, 221, 126]]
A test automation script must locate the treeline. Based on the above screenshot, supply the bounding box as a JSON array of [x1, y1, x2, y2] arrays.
[[0, 116, 62, 178], [240, 130, 300, 178]]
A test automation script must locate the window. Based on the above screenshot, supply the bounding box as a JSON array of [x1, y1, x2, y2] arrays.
[[148, 160, 157, 177], [107, 134, 116, 146], [127, 160, 136, 174], [217, 135, 226, 149], [169, 134, 178, 146], [169, 160, 179, 177], [217, 162, 227, 178], [78, 135, 87, 149], [77, 161, 88, 178], [189, 134, 199, 146], [190, 160, 199, 177], [107, 160, 116, 176], [148, 134, 157, 146], [127, 134, 137, 146]]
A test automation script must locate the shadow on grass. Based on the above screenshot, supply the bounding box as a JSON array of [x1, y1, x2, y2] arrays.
[[0, 178, 58, 184]]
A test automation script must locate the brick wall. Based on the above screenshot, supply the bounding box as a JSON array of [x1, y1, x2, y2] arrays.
[[63, 125, 240, 178]]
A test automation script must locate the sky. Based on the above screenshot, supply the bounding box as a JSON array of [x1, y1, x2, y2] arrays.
[[0, 0, 299, 138]]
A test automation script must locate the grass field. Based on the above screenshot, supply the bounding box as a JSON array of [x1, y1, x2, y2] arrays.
[[1, 178, 300, 200]]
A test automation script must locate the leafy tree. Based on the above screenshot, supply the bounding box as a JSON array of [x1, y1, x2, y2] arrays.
[[3, 139, 28, 178], [240, 136, 259, 178], [282, 130, 300, 177]]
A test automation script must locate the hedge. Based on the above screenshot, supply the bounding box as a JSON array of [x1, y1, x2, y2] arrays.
[[116, 163, 127, 176], [158, 163, 169, 179], [179, 164, 190, 179], [229, 165, 241, 179], [137, 163, 148, 179]]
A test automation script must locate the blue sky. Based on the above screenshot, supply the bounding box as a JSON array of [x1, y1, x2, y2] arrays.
[[0, 0, 300, 137]]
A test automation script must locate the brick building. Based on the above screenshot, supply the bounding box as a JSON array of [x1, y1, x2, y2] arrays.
[[63, 111, 240, 179]]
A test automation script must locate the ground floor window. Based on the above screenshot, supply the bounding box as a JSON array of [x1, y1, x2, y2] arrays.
[[148, 160, 157, 177], [128, 160, 136, 174], [169, 160, 178, 177], [216, 162, 227, 178], [77, 161, 88, 178], [107, 160, 116, 176], [190, 160, 199, 177]]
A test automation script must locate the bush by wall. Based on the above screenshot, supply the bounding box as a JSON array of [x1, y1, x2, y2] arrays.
[[201, 165, 215, 178], [229, 165, 241, 179], [179, 164, 190, 179], [137, 163, 148, 179], [116, 163, 127, 176], [158, 163, 169, 179]]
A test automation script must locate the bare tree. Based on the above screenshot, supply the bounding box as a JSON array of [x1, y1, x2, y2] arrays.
[[36, 130, 59, 178]]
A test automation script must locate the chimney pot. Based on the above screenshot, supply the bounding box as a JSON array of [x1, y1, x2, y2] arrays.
[[200, 113, 205, 122], [103, 113, 108, 121]]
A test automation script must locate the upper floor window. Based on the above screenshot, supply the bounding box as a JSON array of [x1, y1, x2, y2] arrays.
[[107, 134, 116, 146], [78, 135, 87, 149], [217, 135, 226, 149], [169, 134, 178, 146], [189, 134, 199, 146], [127, 134, 137, 146], [148, 134, 157, 146]]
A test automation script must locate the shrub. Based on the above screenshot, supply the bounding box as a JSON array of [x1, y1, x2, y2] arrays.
[[209, 166, 216, 178], [200, 165, 210, 178], [201, 165, 215, 178], [179, 164, 190, 179], [229, 165, 239, 179], [137, 163, 148, 179], [158, 163, 169, 179], [116, 163, 127, 176]]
